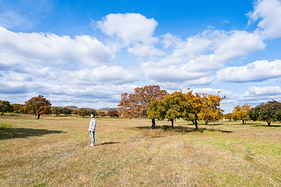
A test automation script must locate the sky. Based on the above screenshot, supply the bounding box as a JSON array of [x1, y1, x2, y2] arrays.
[[1, 0, 281, 113]]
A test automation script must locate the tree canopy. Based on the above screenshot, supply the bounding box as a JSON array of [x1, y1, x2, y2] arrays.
[[119, 85, 167, 120], [0, 100, 13, 116], [249, 100, 281, 126], [25, 95, 52, 119]]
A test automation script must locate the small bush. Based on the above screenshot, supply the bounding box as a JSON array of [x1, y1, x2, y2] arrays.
[[0, 123, 12, 129]]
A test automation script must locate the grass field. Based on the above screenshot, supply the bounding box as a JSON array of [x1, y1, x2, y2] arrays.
[[0, 115, 280, 186]]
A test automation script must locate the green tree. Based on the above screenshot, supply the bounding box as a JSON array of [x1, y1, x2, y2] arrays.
[[249, 100, 281, 126], [25, 95, 52, 119], [0, 100, 13, 116], [162, 91, 187, 128], [147, 97, 166, 128], [52, 107, 63, 116]]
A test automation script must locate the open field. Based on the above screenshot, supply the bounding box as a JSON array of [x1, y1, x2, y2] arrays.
[[0, 115, 281, 186]]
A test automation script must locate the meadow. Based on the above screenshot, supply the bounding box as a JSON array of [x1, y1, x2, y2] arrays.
[[0, 115, 280, 186]]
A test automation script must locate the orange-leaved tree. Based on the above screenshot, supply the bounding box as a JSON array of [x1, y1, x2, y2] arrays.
[[25, 95, 52, 119], [184, 90, 225, 130], [199, 94, 225, 125], [232, 104, 251, 124], [119, 85, 167, 125]]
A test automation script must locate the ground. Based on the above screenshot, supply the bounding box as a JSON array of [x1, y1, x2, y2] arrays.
[[0, 115, 280, 186]]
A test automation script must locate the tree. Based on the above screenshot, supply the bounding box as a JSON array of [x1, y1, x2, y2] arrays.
[[12, 104, 25, 114], [108, 110, 119, 118], [224, 113, 233, 121], [118, 85, 167, 126], [199, 94, 224, 125], [88, 109, 97, 116], [52, 107, 63, 116], [78, 108, 89, 118], [249, 100, 281, 126], [0, 100, 13, 116], [62, 107, 72, 115], [25, 95, 52, 119], [183, 90, 225, 130], [162, 91, 187, 128], [97, 111, 107, 117], [147, 97, 166, 128], [232, 104, 251, 124], [71, 109, 78, 116]]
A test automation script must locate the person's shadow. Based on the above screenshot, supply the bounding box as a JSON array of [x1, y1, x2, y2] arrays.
[[97, 142, 119, 146], [0, 127, 65, 140]]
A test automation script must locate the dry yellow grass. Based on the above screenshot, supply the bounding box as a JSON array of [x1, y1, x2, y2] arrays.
[[0, 115, 280, 186]]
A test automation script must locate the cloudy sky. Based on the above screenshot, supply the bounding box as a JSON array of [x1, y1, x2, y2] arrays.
[[1, 0, 281, 113]]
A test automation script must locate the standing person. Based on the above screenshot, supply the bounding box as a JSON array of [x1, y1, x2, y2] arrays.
[[89, 114, 97, 146]]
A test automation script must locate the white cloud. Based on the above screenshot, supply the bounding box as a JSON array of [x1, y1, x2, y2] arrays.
[[97, 13, 158, 45], [187, 31, 265, 71], [248, 0, 281, 39], [244, 86, 281, 96], [217, 60, 281, 82], [0, 26, 114, 67], [127, 44, 165, 58]]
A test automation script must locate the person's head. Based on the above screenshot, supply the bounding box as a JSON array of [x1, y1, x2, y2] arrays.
[[91, 114, 95, 118]]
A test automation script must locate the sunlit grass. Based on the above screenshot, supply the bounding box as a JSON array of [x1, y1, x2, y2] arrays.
[[0, 115, 280, 186]]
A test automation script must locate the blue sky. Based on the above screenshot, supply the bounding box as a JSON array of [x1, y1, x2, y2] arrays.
[[1, 0, 281, 113]]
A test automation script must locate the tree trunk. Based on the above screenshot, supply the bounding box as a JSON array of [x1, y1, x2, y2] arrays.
[[151, 118, 156, 129], [242, 120, 245, 124], [171, 119, 174, 129], [195, 119, 198, 130], [1, 112, 3, 116], [195, 114, 198, 130], [37, 114, 40, 120], [205, 120, 209, 125], [267, 121, 271, 126]]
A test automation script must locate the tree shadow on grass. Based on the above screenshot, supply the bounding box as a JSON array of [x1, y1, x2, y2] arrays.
[[137, 125, 233, 133], [0, 128, 66, 140], [250, 124, 281, 128]]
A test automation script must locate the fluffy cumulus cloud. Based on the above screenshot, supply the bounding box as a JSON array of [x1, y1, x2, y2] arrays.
[[97, 13, 158, 45], [248, 0, 281, 39], [0, 26, 114, 66], [217, 60, 281, 82]]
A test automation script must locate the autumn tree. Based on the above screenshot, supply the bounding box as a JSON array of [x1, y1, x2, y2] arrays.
[[199, 94, 225, 125], [224, 113, 233, 121], [183, 90, 225, 130], [25, 95, 52, 119], [0, 100, 13, 116], [71, 109, 78, 116], [232, 104, 251, 124], [12, 104, 25, 114], [97, 111, 107, 117], [108, 110, 119, 118], [78, 108, 89, 118], [119, 85, 167, 126], [62, 107, 72, 115], [249, 100, 281, 126]]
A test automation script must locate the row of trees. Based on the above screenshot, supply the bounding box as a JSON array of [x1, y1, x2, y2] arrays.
[[224, 100, 281, 126], [1, 96, 119, 119], [118, 85, 225, 130]]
